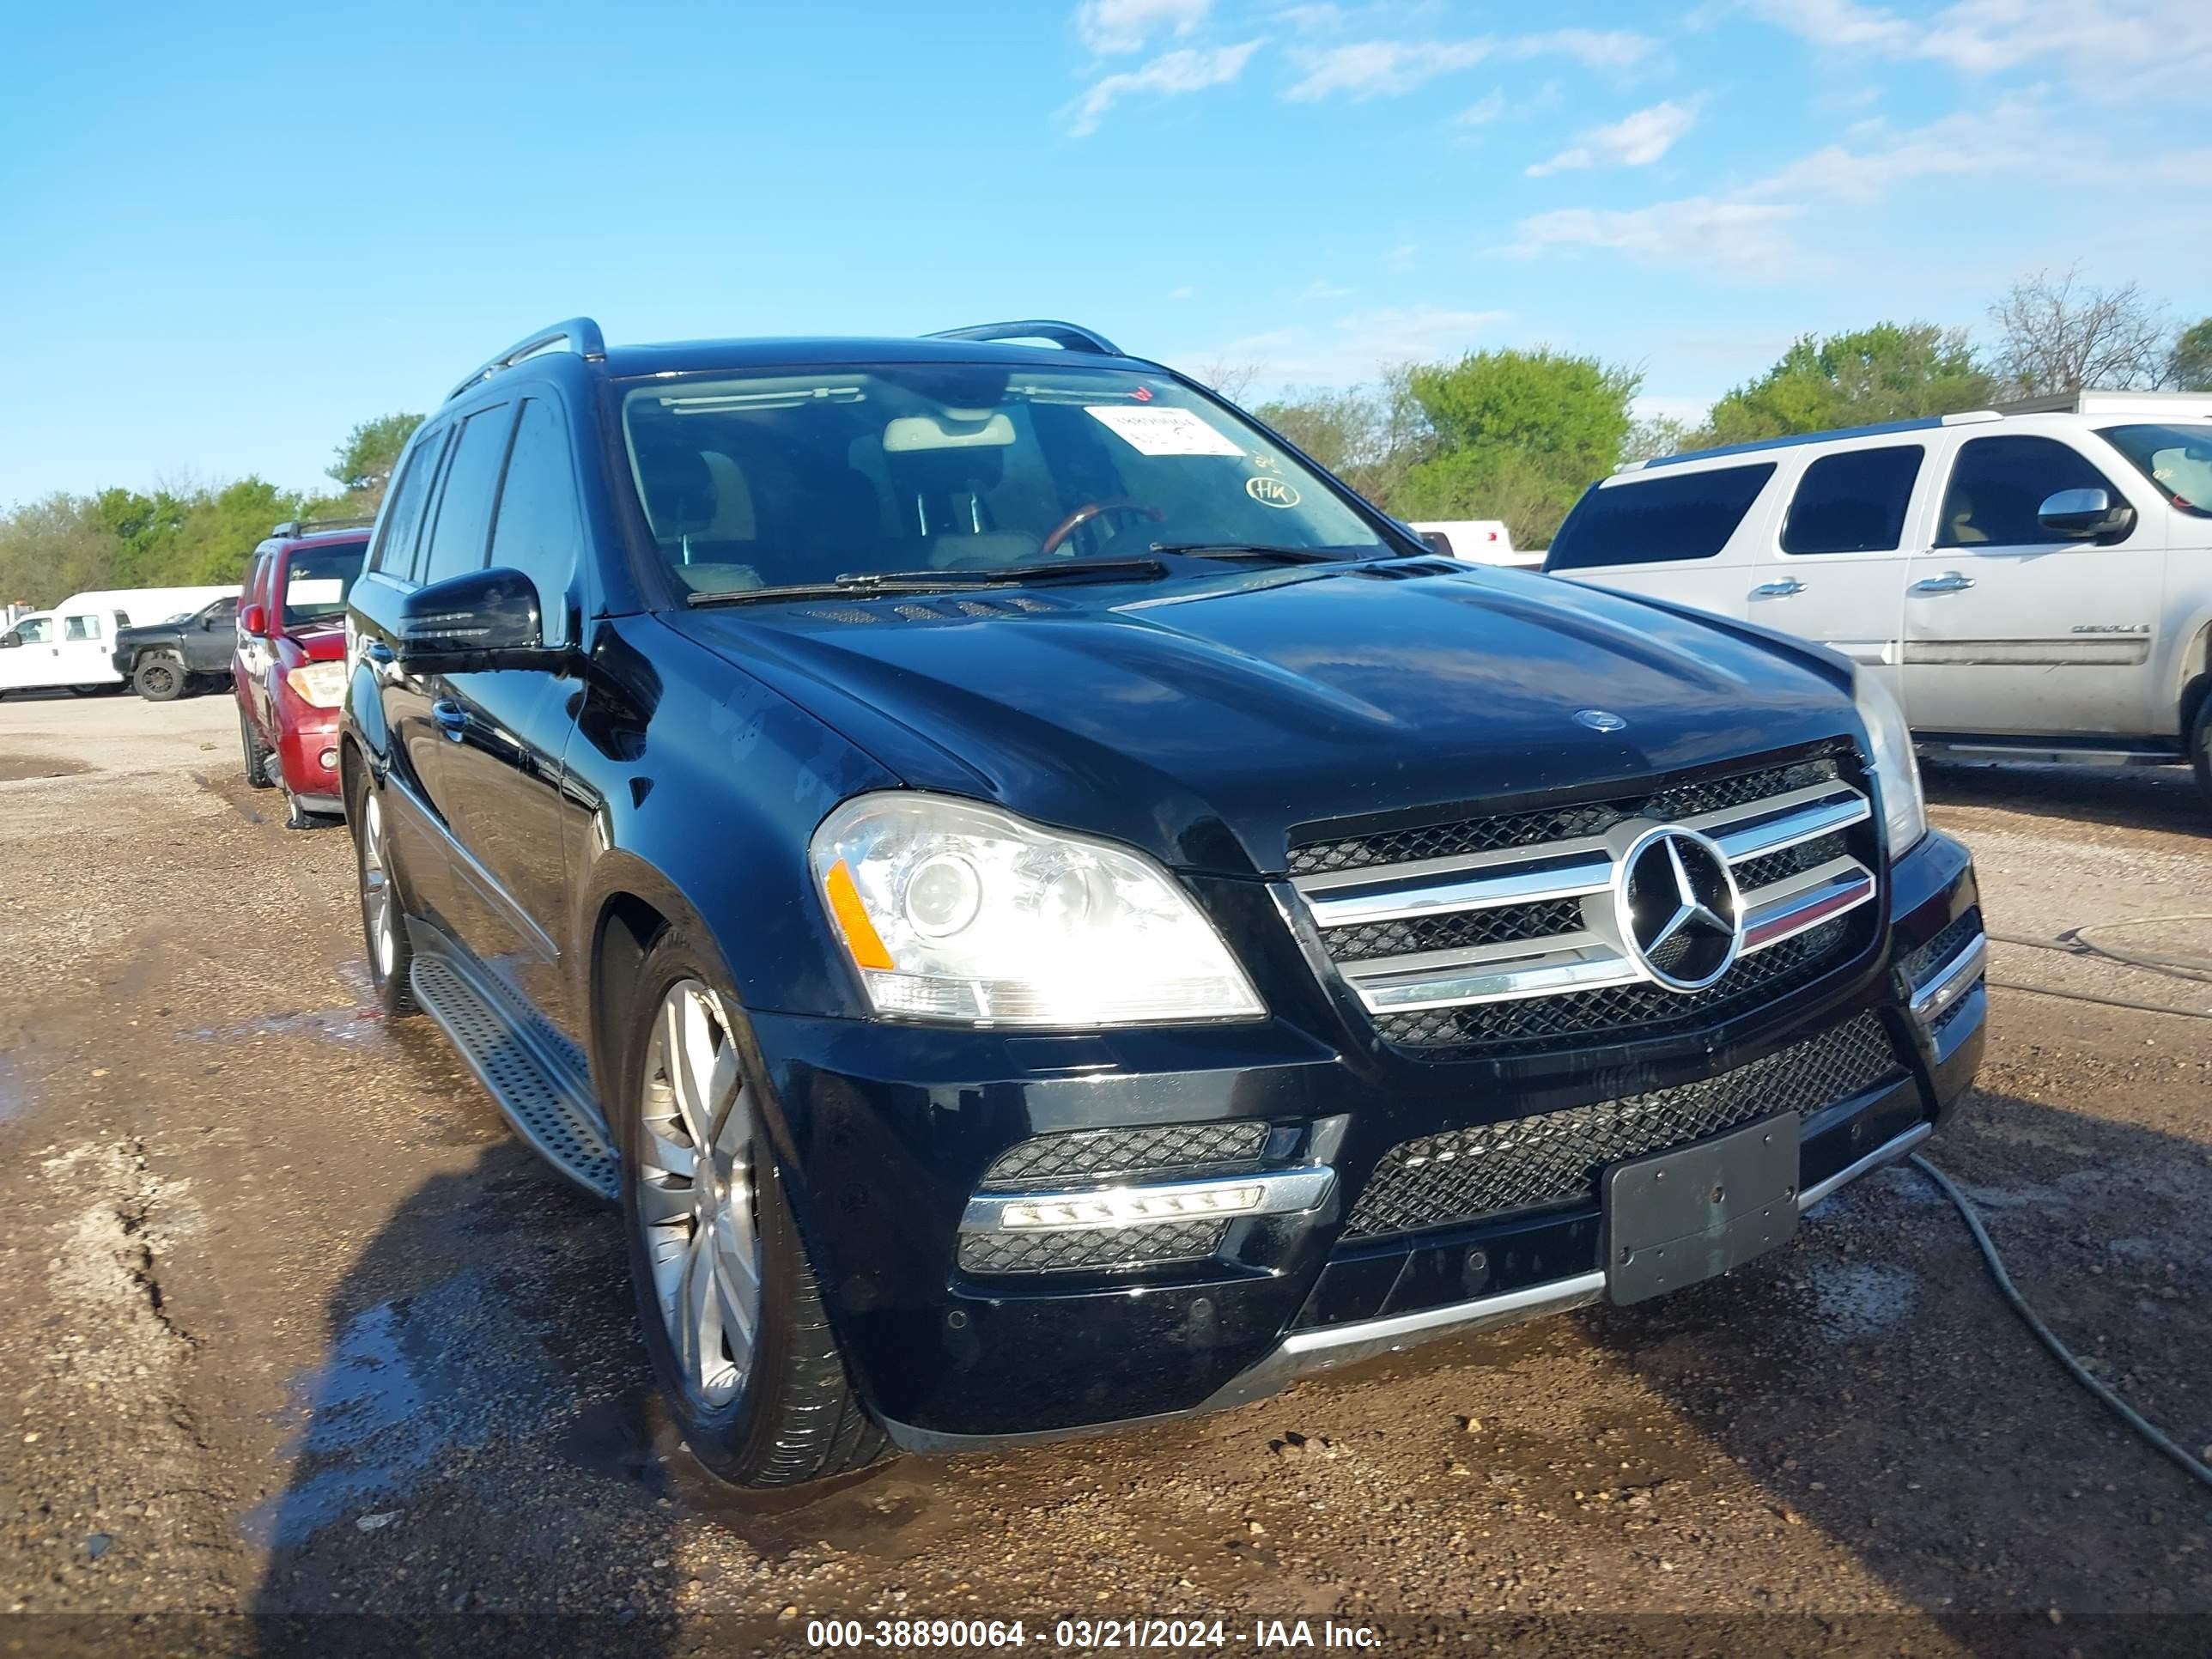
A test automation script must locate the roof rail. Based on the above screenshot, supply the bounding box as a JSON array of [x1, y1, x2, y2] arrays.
[[1996, 388, 2212, 416], [924, 319, 1123, 356], [270, 516, 377, 538], [1629, 409, 2003, 472], [447, 317, 607, 403]]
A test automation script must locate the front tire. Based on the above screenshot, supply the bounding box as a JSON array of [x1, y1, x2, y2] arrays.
[[349, 774, 417, 1018], [240, 708, 276, 789], [616, 932, 889, 1487], [132, 653, 185, 701], [2191, 696, 2212, 819]]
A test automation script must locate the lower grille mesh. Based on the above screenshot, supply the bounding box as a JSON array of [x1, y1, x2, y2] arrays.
[[958, 1221, 1226, 1276], [1343, 1013, 1904, 1240], [1902, 907, 1984, 987], [980, 1122, 1267, 1188]]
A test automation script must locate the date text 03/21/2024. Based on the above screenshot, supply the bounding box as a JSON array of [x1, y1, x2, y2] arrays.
[[804, 1618, 1384, 1649]]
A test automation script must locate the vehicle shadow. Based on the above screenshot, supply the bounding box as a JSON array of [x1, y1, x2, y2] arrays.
[[1565, 1082, 2212, 1653], [1923, 758, 2206, 838], [244, 1141, 689, 1659]]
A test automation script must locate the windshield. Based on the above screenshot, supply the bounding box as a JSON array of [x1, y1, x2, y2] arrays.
[[619, 364, 1388, 596], [2098, 422, 2212, 519], [282, 542, 368, 629]]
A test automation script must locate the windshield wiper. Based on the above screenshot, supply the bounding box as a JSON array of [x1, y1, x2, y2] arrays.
[[1150, 542, 1357, 564], [685, 557, 1168, 607]]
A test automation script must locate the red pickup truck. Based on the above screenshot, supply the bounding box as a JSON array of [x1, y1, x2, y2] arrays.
[[234, 521, 371, 827]]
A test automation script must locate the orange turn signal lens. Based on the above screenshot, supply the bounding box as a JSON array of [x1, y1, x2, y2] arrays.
[[823, 859, 894, 970]]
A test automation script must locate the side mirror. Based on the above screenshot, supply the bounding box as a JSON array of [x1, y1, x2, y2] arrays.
[[397, 566, 556, 674], [240, 604, 269, 636], [0, 633, 17, 649], [2039, 487, 2136, 543]]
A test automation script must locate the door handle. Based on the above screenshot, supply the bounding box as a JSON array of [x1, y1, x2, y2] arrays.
[[364, 640, 395, 665], [1751, 579, 1805, 598], [1911, 573, 1976, 594], [432, 700, 468, 740]]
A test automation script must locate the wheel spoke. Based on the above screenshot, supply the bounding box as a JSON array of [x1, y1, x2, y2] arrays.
[[711, 1238, 758, 1348], [684, 1228, 718, 1376], [635, 1175, 692, 1225], [640, 1123, 694, 1182]]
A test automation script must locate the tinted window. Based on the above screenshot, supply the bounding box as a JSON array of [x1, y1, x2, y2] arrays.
[[420, 406, 515, 585], [1547, 463, 1777, 570], [244, 554, 270, 610], [200, 598, 238, 625], [1781, 446, 1923, 556], [2098, 422, 2212, 520], [488, 398, 584, 647], [1937, 435, 2120, 548], [619, 366, 1384, 597], [373, 428, 448, 580]]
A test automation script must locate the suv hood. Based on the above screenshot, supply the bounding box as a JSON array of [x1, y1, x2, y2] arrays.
[[675, 564, 1862, 875]]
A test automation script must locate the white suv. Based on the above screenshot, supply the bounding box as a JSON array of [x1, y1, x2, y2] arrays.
[[1547, 392, 2212, 811]]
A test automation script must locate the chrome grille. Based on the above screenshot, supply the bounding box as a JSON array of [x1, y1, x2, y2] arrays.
[[1291, 745, 1878, 1053], [1343, 1012, 1903, 1238]]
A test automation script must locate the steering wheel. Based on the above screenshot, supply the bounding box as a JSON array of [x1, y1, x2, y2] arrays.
[[1038, 500, 1164, 558]]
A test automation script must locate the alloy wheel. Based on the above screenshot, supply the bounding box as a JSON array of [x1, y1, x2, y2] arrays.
[[635, 980, 763, 1410], [359, 793, 397, 981]]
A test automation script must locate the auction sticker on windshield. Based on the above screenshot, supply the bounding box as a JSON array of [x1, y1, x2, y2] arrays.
[[1085, 405, 1247, 458]]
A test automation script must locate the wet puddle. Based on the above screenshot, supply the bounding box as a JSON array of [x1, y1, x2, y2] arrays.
[[1788, 1260, 1919, 1344], [240, 1267, 559, 1549], [191, 1006, 386, 1046], [0, 1050, 29, 1124], [0, 752, 94, 782]]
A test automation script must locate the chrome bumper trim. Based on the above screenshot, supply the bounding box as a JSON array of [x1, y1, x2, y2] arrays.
[[1910, 932, 1989, 1024], [1797, 1121, 1931, 1212]]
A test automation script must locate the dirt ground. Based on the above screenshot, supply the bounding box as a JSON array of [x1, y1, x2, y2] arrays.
[[1, 690, 2207, 1658]]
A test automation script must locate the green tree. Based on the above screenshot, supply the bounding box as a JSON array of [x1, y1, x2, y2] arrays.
[[2172, 318, 2212, 392], [328, 412, 424, 506], [1256, 367, 1432, 508], [1702, 323, 1990, 446], [1392, 348, 1640, 547]]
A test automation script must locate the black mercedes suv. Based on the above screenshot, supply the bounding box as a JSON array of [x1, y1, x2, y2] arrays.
[[341, 317, 1988, 1486]]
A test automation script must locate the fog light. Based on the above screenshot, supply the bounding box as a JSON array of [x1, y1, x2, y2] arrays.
[[1000, 1183, 1267, 1231], [318, 747, 337, 771]]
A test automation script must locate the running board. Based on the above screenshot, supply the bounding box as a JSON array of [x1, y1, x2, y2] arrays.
[[407, 937, 620, 1202]]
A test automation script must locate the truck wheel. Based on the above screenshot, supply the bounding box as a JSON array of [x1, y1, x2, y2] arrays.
[[240, 709, 276, 789], [2191, 696, 2212, 818], [617, 933, 890, 1488], [350, 778, 418, 1018], [132, 653, 185, 702]]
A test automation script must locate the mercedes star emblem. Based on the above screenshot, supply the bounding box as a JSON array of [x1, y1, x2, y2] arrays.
[[1574, 708, 1628, 732], [1614, 825, 1742, 992]]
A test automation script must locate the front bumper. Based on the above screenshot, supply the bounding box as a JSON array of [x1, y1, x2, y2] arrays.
[[273, 699, 343, 811], [753, 830, 1985, 1448]]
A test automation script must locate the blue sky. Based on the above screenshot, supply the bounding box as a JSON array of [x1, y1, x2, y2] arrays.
[[1, 0, 2206, 507]]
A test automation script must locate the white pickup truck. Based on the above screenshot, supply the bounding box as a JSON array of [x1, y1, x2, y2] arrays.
[[1408, 520, 1545, 568], [1546, 392, 2212, 812], [0, 585, 241, 698]]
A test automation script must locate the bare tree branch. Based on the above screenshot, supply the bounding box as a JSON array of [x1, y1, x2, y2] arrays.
[[1989, 264, 2172, 397]]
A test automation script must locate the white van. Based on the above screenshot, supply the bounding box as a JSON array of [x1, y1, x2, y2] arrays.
[[1546, 392, 2212, 810], [0, 585, 240, 697], [1409, 519, 1543, 568]]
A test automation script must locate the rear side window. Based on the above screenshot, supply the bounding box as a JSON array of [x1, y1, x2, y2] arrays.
[[1781, 446, 1924, 556], [1547, 463, 1776, 570], [1936, 435, 2120, 548], [63, 613, 102, 641], [419, 406, 516, 585], [371, 429, 447, 580], [488, 398, 585, 647]]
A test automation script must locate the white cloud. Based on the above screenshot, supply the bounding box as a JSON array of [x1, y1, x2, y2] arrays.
[[1741, 0, 2212, 98], [1452, 91, 1506, 128], [1301, 278, 1354, 301], [1633, 392, 1716, 427], [1284, 28, 1656, 100], [1190, 304, 1510, 385], [1526, 98, 1700, 176], [1076, 0, 1212, 55], [1169, 283, 1197, 301], [1068, 40, 1262, 135], [1507, 93, 2094, 276], [1510, 198, 1808, 278]]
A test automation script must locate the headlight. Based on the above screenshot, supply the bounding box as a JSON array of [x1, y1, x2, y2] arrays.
[[811, 793, 1266, 1026], [1853, 672, 1925, 854], [284, 661, 347, 708]]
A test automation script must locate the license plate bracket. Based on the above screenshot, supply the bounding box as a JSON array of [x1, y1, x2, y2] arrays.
[[1603, 1112, 1801, 1306]]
